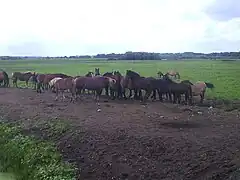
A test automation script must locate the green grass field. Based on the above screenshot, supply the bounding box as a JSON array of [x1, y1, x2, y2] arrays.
[[0, 58, 239, 100]]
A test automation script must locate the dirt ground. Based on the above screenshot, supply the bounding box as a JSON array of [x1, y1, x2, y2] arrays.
[[0, 87, 240, 180]]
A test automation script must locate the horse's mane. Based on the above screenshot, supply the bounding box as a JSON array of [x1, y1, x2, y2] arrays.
[[103, 72, 113, 76], [126, 70, 140, 78]]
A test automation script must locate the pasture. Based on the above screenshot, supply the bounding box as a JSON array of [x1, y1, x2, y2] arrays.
[[0, 58, 240, 180], [1, 58, 240, 100]]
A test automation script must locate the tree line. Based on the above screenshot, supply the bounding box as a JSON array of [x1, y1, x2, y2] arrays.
[[1, 51, 240, 60]]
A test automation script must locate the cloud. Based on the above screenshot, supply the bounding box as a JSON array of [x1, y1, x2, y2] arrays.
[[204, 0, 240, 21], [0, 0, 239, 56]]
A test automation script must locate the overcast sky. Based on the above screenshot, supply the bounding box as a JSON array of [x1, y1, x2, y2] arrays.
[[0, 0, 239, 56]]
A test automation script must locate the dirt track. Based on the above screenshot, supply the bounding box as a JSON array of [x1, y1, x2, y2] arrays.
[[0, 87, 240, 180]]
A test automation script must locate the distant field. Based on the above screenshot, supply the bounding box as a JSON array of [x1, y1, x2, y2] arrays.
[[0, 58, 239, 100]]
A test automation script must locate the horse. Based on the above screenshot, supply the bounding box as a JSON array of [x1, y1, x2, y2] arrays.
[[28, 75, 38, 89], [103, 71, 122, 99], [0, 70, 9, 87], [54, 77, 75, 102], [163, 75, 192, 105], [119, 75, 135, 99], [150, 77, 173, 102], [181, 80, 215, 103], [73, 76, 116, 102], [94, 68, 100, 76], [84, 71, 94, 94], [49, 77, 62, 92], [12, 71, 35, 88], [35, 73, 70, 93], [125, 70, 154, 101], [43, 73, 70, 90], [165, 70, 180, 79]]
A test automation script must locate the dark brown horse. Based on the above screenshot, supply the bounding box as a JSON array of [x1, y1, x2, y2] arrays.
[[73, 76, 116, 101], [120, 75, 134, 99], [102, 71, 122, 99], [12, 71, 35, 87], [0, 70, 9, 87], [54, 77, 75, 102], [125, 70, 154, 101]]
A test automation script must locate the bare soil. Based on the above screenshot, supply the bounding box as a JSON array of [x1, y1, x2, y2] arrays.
[[0, 87, 240, 180]]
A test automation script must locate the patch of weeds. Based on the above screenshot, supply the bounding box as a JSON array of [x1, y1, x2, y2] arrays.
[[0, 122, 76, 180], [44, 120, 70, 137]]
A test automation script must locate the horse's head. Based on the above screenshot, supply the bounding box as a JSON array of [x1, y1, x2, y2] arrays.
[[86, 71, 93, 77], [95, 68, 100, 76], [162, 74, 173, 83], [157, 71, 164, 78]]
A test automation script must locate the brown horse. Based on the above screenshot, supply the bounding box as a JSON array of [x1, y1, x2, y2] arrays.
[[12, 71, 35, 88], [54, 77, 75, 102], [84, 71, 94, 94], [35, 73, 70, 93], [181, 80, 215, 103], [0, 70, 9, 87], [73, 76, 116, 101], [165, 70, 180, 79]]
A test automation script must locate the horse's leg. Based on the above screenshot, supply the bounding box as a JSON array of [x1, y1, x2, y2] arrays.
[[55, 89, 59, 101], [173, 93, 177, 104], [177, 94, 181, 104], [62, 90, 66, 101], [184, 93, 189, 105], [26, 80, 29, 88], [129, 89, 133, 99], [95, 89, 101, 102], [110, 88, 115, 100], [143, 89, 151, 102], [158, 90, 163, 102], [151, 89, 156, 100], [134, 89, 138, 100], [105, 87, 109, 96], [200, 93, 204, 103]]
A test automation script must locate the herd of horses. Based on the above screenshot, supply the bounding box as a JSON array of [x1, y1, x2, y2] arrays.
[[0, 68, 215, 105]]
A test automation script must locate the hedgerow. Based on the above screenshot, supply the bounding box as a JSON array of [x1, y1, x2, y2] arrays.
[[0, 123, 76, 180]]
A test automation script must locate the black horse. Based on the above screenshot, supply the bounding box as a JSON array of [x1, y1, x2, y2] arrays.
[[163, 75, 192, 104], [125, 70, 154, 101]]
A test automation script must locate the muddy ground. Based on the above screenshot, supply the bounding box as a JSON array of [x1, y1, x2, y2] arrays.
[[0, 87, 240, 180]]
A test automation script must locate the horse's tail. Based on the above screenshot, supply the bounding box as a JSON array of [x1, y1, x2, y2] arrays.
[[205, 82, 215, 89], [2, 71, 9, 87]]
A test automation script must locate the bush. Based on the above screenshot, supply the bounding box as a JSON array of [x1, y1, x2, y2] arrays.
[[0, 123, 76, 180]]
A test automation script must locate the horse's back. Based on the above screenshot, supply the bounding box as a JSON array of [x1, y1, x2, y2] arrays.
[[55, 78, 74, 90], [49, 77, 62, 86]]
